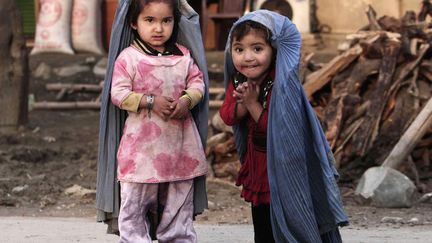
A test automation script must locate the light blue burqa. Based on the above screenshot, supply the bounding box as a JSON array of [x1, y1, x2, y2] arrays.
[[224, 10, 349, 242], [95, 0, 209, 233]]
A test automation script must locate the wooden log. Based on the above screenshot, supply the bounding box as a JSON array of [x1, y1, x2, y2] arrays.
[[416, 137, 432, 148], [371, 84, 419, 164], [344, 101, 371, 126], [55, 88, 68, 101], [206, 132, 228, 151], [304, 44, 363, 98], [417, 80, 432, 101], [304, 33, 382, 100], [409, 68, 420, 111], [382, 97, 432, 169], [33, 101, 101, 110], [209, 87, 226, 101], [409, 38, 420, 56], [45, 83, 102, 92], [0, 1, 29, 131], [334, 118, 364, 167], [418, 0, 432, 22], [403, 21, 432, 28], [387, 43, 430, 97], [324, 58, 380, 148], [300, 52, 315, 84], [211, 112, 233, 133], [352, 40, 401, 156], [213, 136, 236, 158], [209, 87, 225, 95], [378, 15, 402, 33], [420, 60, 432, 81], [346, 31, 400, 42], [210, 100, 223, 108], [366, 5, 382, 30]]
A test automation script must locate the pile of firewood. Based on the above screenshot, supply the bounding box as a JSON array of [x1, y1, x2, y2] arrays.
[[206, 5, 432, 184], [206, 112, 239, 181], [302, 5, 432, 182]]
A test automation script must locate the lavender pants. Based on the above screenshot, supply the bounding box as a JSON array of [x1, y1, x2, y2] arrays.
[[118, 180, 196, 243]]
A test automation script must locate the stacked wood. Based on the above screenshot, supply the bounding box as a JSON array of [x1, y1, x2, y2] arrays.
[[206, 112, 240, 181], [305, 6, 432, 182], [33, 82, 103, 110], [205, 6, 432, 184], [209, 86, 225, 108]]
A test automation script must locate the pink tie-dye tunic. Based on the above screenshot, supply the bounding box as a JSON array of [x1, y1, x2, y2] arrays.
[[111, 44, 208, 183]]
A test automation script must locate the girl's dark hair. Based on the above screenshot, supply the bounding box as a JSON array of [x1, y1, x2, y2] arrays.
[[230, 20, 273, 46], [126, 0, 181, 44]]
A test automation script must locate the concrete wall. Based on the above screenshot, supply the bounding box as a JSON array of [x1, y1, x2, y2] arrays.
[[255, 0, 311, 33], [316, 0, 422, 33], [254, 0, 423, 34]]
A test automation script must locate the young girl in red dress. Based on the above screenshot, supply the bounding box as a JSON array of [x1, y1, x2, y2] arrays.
[[220, 10, 348, 243], [219, 19, 276, 243]]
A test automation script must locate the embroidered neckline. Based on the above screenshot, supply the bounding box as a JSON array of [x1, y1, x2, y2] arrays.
[[132, 37, 183, 56], [261, 78, 273, 109]]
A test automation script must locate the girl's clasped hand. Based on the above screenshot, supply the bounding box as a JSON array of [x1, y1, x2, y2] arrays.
[[233, 82, 260, 107], [149, 95, 190, 120], [168, 96, 191, 119]]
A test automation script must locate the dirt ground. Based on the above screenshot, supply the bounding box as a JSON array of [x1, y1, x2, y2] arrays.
[[1, 52, 432, 232]]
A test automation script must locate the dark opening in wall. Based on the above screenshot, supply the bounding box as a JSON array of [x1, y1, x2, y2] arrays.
[[260, 0, 293, 20]]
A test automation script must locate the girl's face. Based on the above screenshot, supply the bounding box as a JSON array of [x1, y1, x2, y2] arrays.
[[132, 2, 174, 52], [231, 29, 273, 84]]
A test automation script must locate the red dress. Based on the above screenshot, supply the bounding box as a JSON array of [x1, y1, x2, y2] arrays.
[[219, 80, 273, 206]]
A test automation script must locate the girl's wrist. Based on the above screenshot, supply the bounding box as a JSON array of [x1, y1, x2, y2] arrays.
[[244, 100, 260, 109], [180, 95, 192, 109]]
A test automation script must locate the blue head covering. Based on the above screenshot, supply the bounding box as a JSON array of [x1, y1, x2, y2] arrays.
[[224, 10, 348, 242], [96, 0, 209, 232]]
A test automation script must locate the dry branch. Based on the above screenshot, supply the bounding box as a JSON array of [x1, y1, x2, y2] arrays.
[[382, 97, 432, 169], [33, 101, 101, 110], [304, 45, 363, 98], [46, 83, 102, 92]]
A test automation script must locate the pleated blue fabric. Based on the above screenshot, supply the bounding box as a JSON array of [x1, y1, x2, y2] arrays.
[[96, 0, 209, 230], [223, 10, 349, 243]]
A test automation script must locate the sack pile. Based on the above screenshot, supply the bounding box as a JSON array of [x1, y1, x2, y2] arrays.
[[31, 0, 105, 55]]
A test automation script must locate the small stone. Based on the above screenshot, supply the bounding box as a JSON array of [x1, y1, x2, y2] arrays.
[[381, 216, 403, 224], [407, 217, 421, 225], [85, 56, 97, 64], [12, 185, 28, 193], [33, 62, 52, 79], [53, 64, 91, 77]]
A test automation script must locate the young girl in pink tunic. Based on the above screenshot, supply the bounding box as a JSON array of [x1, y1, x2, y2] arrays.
[[110, 0, 207, 242]]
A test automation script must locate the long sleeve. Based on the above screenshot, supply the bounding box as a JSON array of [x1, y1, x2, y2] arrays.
[[110, 52, 144, 113], [182, 56, 204, 109], [219, 81, 241, 126], [185, 57, 204, 92], [110, 54, 136, 108]]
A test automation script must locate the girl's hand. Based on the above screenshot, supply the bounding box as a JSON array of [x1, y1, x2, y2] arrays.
[[169, 97, 190, 119], [152, 96, 175, 120], [233, 82, 247, 103], [242, 82, 260, 107]]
